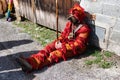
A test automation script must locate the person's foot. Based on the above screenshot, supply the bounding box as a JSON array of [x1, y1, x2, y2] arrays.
[[16, 57, 32, 73], [6, 17, 12, 22]]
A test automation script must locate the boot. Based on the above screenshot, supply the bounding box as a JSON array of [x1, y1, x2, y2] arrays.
[[16, 57, 32, 73]]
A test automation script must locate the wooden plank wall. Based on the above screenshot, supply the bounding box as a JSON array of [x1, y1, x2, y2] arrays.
[[0, 0, 7, 14], [18, 0, 79, 31]]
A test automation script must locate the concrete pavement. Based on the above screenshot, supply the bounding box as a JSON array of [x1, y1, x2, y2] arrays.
[[0, 19, 120, 80]]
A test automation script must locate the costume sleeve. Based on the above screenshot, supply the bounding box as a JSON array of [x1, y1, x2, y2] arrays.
[[64, 25, 91, 55], [58, 21, 72, 42]]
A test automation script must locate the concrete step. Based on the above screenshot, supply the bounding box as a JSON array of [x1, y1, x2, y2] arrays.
[[90, 13, 116, 50]]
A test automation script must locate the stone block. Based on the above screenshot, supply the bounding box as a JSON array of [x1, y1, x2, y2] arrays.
[[101, 0, 120, 5], [110, 18, 120, 43], [102, 4, 120, 18], [81, 0, 103, 14], [110, 31, 120, 43], [108, 43, 120, 56], [81, 0, 120, 18], [112, 18, 120, 31], [95, 13, 116, 28]]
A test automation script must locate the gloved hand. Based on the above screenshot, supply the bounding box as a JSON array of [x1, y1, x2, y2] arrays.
[[55, 40, 62, 49]]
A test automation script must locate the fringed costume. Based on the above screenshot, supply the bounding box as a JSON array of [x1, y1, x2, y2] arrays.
[[17, 3, 91, 72]]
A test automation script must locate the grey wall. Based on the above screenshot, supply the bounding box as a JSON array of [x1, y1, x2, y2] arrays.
[[80, 0, 120, 56]]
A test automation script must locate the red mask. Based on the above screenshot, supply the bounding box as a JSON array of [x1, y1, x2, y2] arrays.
[[69, 3, 86, 22]]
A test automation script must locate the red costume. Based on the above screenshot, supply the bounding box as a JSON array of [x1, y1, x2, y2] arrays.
[[17, 3, 91, 72]]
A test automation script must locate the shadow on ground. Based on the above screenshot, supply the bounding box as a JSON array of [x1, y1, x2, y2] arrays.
[[0, 50, 40, 80], [0, 39, 33, 50], [74, 45, 101, 59]]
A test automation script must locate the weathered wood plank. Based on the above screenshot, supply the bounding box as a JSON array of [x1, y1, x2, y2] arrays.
[[16, 0, 78, 31]]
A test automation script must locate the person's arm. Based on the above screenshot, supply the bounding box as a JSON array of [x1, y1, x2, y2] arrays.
[[65, 25, 91, 54], [58, 21, 72, 42], [74, 25, 90, 45], [55, 21, 72, 49]]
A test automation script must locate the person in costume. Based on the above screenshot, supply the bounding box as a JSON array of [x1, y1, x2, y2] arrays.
[[6, 0, 13, 21], [17, 3, 91, 73]]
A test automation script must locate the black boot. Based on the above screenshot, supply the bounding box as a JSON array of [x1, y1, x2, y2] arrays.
[[16, 57, 32, 73]]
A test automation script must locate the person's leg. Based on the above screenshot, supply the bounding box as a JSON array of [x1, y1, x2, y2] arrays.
[[17, 41, 57, 72], [31, 49, 65, 69], [24, 40, 57, 69], [6, 0, 13, 21], [17, 47, 65, 72], [21, 49, 74, 71], [17, 41, 86, 72]]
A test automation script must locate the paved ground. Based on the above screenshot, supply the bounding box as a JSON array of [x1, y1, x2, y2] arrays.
[[0, 19, 120, 80]]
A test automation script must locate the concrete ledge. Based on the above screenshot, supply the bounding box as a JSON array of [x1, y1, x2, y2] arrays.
[[91, 13, 116, 50], [108, 43, 120, 56]]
